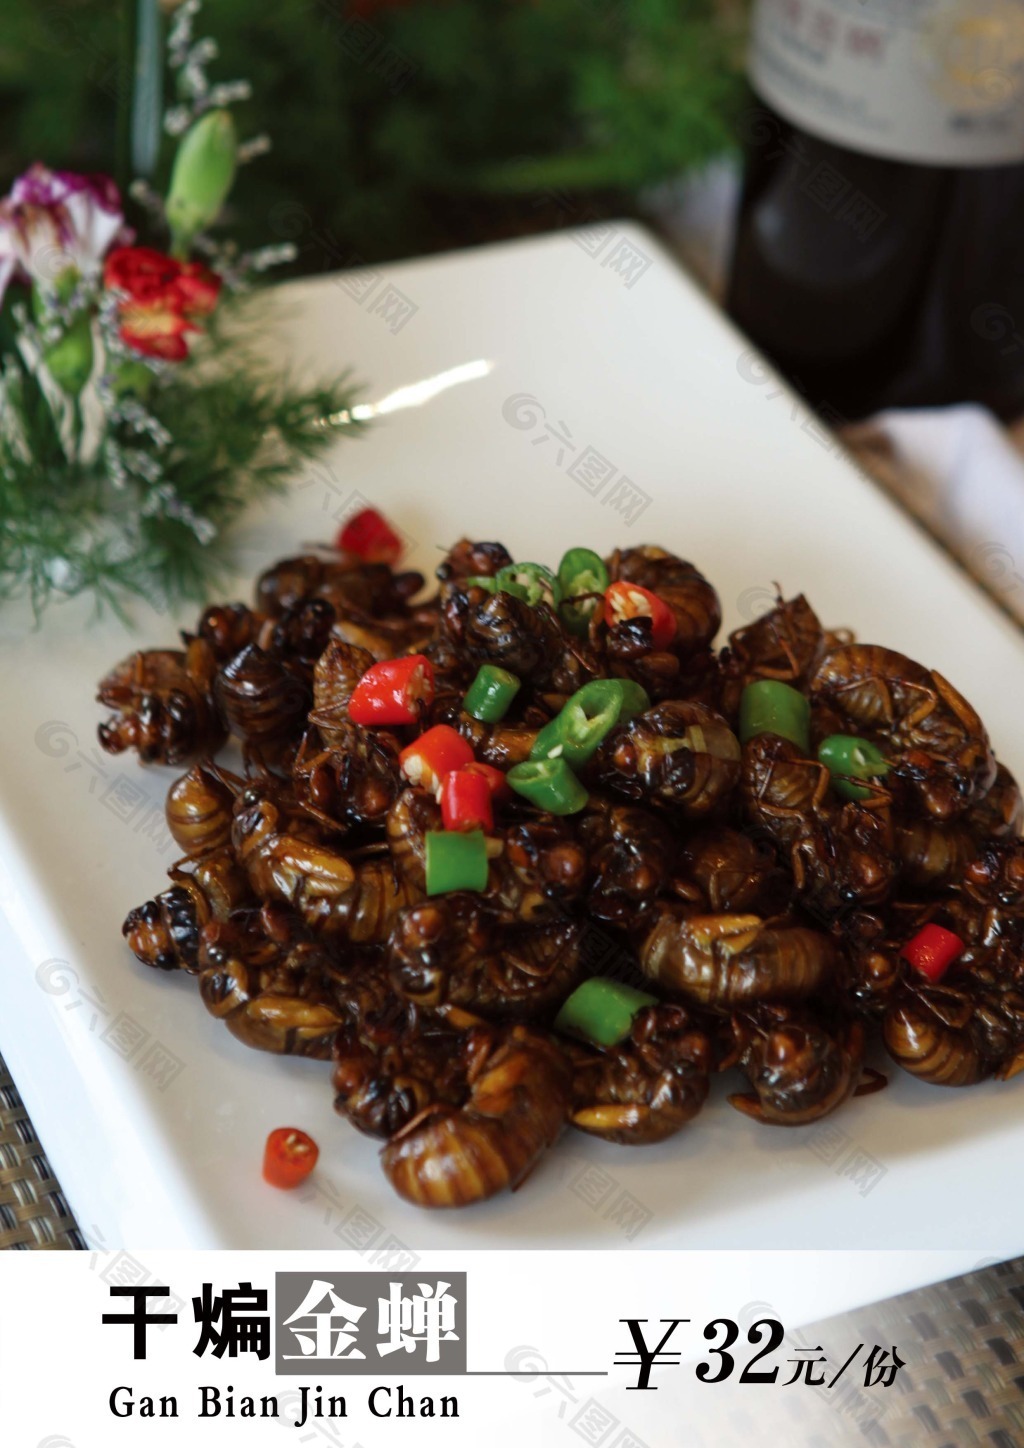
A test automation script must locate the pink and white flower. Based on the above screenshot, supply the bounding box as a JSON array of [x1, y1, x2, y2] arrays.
[[0, 165, 127, 303]]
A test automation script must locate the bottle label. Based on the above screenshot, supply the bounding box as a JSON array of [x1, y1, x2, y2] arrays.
[[750, 0, 1024, 164]]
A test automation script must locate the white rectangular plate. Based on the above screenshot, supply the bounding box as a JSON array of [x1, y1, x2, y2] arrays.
[[2, 226, 1023, 1264]]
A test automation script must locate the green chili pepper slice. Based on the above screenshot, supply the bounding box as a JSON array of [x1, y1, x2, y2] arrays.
[[463, 665, 521, 724], [818, 734, 890, 801], [506, 757, 589, 815], [495, 562, 562, 610], [462, 574, 497, 593], [738, 680, 811, 754], [554, 977, 658, 1047], [557, 547, 610, 635], [602, 678, 650, 724], [530, 678, 650, 768], [425, 829, 489, 895]]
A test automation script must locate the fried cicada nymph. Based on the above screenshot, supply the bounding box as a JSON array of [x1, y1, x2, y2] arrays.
[[101, 529, 1024, 1208]]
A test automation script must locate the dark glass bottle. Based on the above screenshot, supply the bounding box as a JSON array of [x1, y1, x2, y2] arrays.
[[727, 1, 1024, 421]]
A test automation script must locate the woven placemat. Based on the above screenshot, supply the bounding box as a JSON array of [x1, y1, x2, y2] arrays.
[[672, 1256, 1024, 1447], [0, 1053, 85, 1250]]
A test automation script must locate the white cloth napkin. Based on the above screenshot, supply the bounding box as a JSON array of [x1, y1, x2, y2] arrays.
[[853, 405, 1024, 627]]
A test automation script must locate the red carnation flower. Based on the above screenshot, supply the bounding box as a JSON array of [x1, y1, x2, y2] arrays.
[[103, 245, 221, 361]]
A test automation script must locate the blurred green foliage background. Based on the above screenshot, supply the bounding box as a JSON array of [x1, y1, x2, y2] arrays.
[[1, 0, 747, 267]]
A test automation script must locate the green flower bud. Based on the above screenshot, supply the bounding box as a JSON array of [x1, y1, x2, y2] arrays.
[[166, 109, 237, 255], [43, 310, 94, 396]]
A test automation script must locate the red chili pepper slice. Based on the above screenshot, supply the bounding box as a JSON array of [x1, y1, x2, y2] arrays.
[[336, 507, 403, 565], [440, 767, 495, 832], [463, 760, 512, 802], [263, 1127, 319, 1189], [603, 581, 677, 650], [399, 725, 475, 795], [900, 924, 965, 983], [348, 655, 434, 726]]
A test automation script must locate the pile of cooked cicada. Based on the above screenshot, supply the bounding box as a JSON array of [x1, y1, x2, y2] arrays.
[[96, 519, 1024, 1209]]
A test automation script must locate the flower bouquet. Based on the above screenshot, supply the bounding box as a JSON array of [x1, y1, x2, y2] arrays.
[[0, 1, 358, 617]]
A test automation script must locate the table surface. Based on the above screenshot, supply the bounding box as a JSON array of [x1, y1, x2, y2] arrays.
[[627, 1253, 1024, 1446]]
